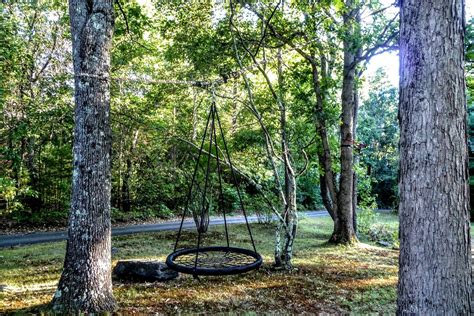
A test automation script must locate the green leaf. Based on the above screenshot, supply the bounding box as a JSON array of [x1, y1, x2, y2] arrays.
[[334, 0, 345, 12]]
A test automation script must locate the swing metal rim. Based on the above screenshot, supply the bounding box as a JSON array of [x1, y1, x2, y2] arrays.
[[166, 246, 263, 276]]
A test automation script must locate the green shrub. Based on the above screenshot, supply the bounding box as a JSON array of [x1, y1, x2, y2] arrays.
[[157, 203, 174, 218], [0, 177, 38, 216], [221, 185, 239, 212], [366, 223, 399, 247], [358, 206, 378, 234], [9, 208, 68, 225]]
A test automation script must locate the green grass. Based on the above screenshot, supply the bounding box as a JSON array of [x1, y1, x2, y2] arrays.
[[0, 214, 400, 314]]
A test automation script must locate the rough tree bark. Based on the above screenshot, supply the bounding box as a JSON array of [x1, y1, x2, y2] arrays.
[[351, 10, 363, 235], [51, 0, 116, 313], [352, 85, 360, 235], [311, 62, 338, 222], [329, 0, 358, 244], [231, 82, 239, 135], [397, 0, 471, 313]]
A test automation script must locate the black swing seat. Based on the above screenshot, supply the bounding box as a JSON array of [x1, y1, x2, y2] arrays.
[[166, 246, 262, 276]]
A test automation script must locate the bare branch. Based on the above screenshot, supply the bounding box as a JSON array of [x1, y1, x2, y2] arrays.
[[357, 12, 399, 64], [245, 5, 318, 63], [115, 0, 130, 34], [252, 1, 281, 58], [295, 149, 309, 178], [32, 21, 60, 82], [361, 2, 397, 19]]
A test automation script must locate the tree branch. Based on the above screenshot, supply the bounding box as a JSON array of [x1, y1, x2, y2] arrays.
[[357, 12, 400, 64]]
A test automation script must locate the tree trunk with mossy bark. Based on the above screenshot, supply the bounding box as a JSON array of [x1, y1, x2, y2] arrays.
[[397, 0, 471, 313], [51, 0, 116, 313]]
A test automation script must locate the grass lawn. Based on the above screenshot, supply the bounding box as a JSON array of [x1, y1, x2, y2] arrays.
[[1, 213, 401, 314]]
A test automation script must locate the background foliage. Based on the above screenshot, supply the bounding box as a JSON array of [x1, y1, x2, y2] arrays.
[[0, 0, 453, 227]]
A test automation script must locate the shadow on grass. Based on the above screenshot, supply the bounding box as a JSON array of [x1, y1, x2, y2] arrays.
[[4, 302, 51, 315], [0, 218, 398, 314], [298, 231, 333, 241], [2, 253, 396, 315], [111, 259, 397, 314]]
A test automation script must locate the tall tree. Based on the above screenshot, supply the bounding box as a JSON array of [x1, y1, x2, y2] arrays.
[[331, 0, 359, 244], [246, 0, 397, 245], [51, 0, 116, 312], [0, 1, 73, 217], [228, 2, 308, 269], [397, 0, 471, 313]]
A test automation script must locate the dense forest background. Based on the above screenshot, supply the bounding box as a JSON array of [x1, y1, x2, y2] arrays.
[[0, 0, 473, 227]]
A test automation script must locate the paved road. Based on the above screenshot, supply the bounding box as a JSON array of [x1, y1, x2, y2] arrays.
[[0, 210, 328, 248]]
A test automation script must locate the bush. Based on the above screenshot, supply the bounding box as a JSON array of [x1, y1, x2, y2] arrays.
[[0, 177, 38, 216], [111, 204, 174, 223], [367, 224, 398, 243], [357, 208, 399, 248], [8, 208, 68, 226], [243, 192, 274, 223], [221, 185, 239, 212], [358, 207, 378, 234]]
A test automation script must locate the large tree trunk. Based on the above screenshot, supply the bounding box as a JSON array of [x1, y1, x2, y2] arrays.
[[397, 0, 471, 313], [352, 12, 362, 235], [311, 62, 338, 221], [51, 0, 116, 313], [352, 85, 359, 235], [330, 0, 358, 244]]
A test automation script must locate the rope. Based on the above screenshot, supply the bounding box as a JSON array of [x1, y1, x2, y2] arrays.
[[214, 103, 258, 253], [112, 37, 321, 89], [173, 87, 258, 264], [173, 107, 214, 252], [193, 102, 216, 274], [211, 83, 231, 248]]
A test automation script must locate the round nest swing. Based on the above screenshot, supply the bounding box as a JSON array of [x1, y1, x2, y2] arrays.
[[166, 99, 262, 277], [166, 246, 262, 276]]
